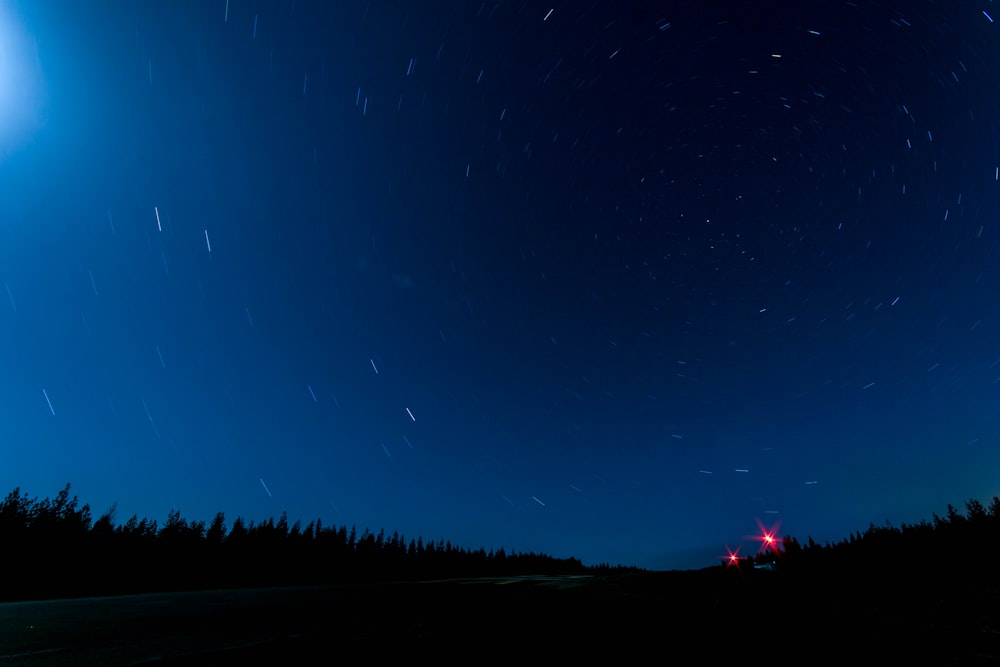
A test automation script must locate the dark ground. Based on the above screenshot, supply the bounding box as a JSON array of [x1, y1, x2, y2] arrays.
[[1, 570, 998, 664]]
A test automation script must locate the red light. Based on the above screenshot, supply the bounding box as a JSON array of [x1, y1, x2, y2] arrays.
[[723, 545, 742, 567], [752, 518, 783, 555]]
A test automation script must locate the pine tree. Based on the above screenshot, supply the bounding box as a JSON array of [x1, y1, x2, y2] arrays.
[[206, 512, 226, 545]]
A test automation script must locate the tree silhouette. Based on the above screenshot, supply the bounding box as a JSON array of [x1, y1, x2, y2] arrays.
[[206, 512, 226, 545]]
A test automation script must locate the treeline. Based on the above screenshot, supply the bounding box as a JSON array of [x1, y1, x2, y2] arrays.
[[0, 484, 588, 602], [723, 494, 1000, 643], [762, 495, 1000, 576]]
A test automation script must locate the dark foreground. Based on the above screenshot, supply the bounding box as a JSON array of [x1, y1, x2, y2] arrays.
[[2, 569, 998, 664]]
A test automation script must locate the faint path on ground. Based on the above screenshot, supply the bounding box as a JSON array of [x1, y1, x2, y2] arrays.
[[0, 577, 593, 665]]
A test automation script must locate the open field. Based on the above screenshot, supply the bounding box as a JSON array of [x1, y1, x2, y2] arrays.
[[1, 570, 998, 664]]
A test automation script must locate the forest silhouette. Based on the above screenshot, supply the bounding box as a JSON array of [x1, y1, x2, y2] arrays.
[[3, 484, 1000, 601], [0, 483, 609, 602], [2, 484, 1000, 661]]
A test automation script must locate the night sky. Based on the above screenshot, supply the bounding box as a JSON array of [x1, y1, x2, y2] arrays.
[[1, 1, 999, 571]]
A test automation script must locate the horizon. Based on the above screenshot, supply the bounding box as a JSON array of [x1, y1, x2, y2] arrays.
[[6, 481, 997, 572]]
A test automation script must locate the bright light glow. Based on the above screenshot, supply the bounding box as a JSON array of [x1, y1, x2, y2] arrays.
[[751, 518, 784, 555], [0, 3, 44, 154], [724, 545, 741, 567]]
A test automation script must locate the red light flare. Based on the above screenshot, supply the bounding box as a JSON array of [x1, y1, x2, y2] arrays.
[[751, 518, 784, 555], [723, 545, 742, 568]]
